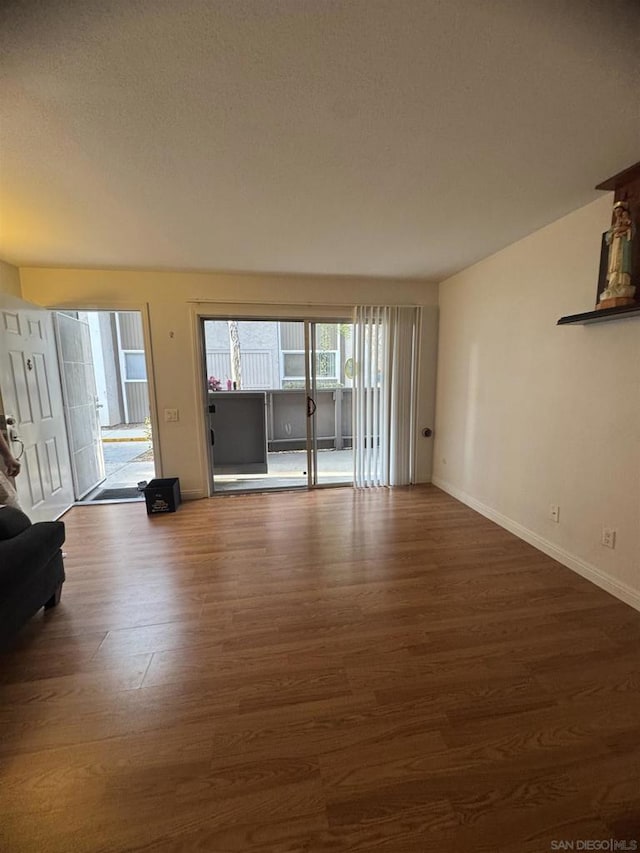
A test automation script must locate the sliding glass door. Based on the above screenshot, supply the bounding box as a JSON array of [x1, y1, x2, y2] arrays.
[[203, 318, 353, 494], [306, 321, 353, 487]]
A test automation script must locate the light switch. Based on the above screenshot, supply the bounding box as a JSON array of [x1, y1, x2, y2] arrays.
[[164, 408, 179, 422]]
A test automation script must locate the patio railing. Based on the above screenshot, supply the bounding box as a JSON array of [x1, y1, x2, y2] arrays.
[[266, 388, 352, 451]]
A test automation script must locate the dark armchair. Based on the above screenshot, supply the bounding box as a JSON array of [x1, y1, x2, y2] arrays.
[[0, 506, 66, 648]]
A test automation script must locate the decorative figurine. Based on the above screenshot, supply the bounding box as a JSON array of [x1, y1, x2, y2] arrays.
[[597, 200, 635, 309]]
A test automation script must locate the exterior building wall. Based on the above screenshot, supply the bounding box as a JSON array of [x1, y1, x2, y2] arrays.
[[204, 319, 352, 391], [204, 320, 281, 389], [82, 311, 149, 426]]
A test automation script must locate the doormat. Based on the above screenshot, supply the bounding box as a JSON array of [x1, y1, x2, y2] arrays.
[[90, 488, 143, 501]]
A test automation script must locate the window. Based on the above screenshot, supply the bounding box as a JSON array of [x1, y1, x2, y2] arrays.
[[281, 350, 338, 381], [282, 351, 306, 380], [123, 351, 147, 382], [316, 350, 338, 379]]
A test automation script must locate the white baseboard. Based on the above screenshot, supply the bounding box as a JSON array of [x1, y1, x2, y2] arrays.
[[181, 489, 206, 501], [431, 476, 640, 613]]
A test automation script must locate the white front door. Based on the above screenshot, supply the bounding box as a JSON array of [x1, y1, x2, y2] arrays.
[[0, 295, 74, 521], [55, 312, 106, 499]]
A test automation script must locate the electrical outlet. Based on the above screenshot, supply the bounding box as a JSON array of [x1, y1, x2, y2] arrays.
[[550, 504, 560, 523], [164, 408, 179, 422], [601, 527, 616, 549]]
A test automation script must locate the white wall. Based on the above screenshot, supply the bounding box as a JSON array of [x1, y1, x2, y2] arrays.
[[20, 269, 439, 497], [0, 260, 21, 297], [433, 195, 640, 608]]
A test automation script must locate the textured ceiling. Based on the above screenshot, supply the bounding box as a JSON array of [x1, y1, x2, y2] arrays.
[[1, 0, 639, 279]]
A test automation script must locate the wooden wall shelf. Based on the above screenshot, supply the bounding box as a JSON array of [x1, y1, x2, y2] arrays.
[[557, 305, 640, 325], [559, 161, 640, 327]]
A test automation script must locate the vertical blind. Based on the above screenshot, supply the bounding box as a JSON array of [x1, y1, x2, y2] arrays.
[[353, 306, 420, 488]]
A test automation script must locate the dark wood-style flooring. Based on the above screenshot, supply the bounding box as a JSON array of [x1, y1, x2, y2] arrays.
[[2, 486, 640, 852]]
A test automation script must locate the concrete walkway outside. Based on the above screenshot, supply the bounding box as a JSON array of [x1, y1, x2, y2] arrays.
[[102, 441, 155, 488], [81, 439, 155, 501], [213, 449, 353, 492], [85, 427, 352, 498], [101, 424, 148, 441]]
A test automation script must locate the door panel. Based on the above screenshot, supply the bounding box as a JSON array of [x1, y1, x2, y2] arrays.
[[8, 349, 34, 424], [24, 444, 45, 506], [3, 311, 20, 334], [32, 352, 54, 418], [55, 312, 105, 499], [45, 437, 63, 492], [0, 296, 74, 521], [204, 318, 310, 493], [309, 321, 354, 486], [202, 317, 354, 493]]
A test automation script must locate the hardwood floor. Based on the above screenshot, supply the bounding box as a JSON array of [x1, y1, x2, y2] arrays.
[[1, 486, 640, 852]]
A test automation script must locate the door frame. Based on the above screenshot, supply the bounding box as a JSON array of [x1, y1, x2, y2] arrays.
[[44, 302, 162, 480], [192, 304, 354, 497]]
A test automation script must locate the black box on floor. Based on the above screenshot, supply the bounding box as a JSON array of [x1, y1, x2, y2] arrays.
[[143, 478, 181, 515]]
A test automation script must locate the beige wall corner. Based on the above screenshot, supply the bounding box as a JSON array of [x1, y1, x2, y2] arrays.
[[0, 260, 21, 297], [433, 194, 640, 605]]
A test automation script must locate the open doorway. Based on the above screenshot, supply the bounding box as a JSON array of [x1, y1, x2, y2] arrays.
[[55, 311, 156, 502], [202, 318, 353, 493]]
